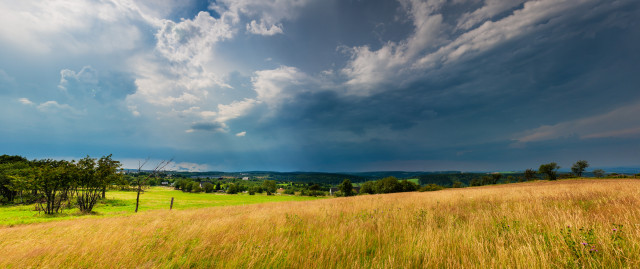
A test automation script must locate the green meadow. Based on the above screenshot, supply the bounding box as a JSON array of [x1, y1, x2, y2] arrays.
[[0, 187, 323, 226]]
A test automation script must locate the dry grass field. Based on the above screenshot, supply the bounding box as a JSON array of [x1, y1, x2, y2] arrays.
[[1, 179, 639, 268]]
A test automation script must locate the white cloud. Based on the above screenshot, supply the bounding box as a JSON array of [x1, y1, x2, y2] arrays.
[[456, 0, 527, 30], [177, 99, 257, 133], [172, 106, 217, 119], [119, 159, 210, 172], [246, 20, 283, 36], [155, 12, 233, 64], [212, 0, 309, 33], [0, 0, 148, 54], [123, 0, 314, 136], [252, 66, 311, 106], [236, 131, 247, 137], [414, 0, 601, 68], [217, 98, 258, 122], [18, 98, 33, 105], [169, 162, 210, 172], [36, 100, 84, 116], [342, 0, 446, 92], [128, 11, 235, 114], [128, 105, 141, 117], [513, 100, 640, 145], [341, 0, 610, 95]]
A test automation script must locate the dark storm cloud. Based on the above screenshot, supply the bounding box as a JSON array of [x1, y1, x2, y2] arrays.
[[2, 0, 640, 171], [190, 122, 227, 132], [225, 0, 640, 171]]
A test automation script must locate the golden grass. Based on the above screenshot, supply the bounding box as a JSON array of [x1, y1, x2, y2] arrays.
[[1, 179, 639, 268]]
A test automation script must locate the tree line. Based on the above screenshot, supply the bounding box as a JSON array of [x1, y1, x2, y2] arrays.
[[173, 178, 280, 195], [0, 154, 121, 214]]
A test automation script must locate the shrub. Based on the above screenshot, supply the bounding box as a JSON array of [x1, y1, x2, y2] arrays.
[[400, 180, 418, 192], [593, 169, 605, 178], [419, 184, 445, 192]]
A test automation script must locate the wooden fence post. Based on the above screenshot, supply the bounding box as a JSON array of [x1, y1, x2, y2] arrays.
[[170, 197, 174, 210]]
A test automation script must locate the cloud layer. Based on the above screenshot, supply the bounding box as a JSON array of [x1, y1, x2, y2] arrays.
[[1, 0, 639, 171]]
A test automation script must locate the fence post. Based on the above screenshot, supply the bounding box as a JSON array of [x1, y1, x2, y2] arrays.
[[170, 197, 174, 210]]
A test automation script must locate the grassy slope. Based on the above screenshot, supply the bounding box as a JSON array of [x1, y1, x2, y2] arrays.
[[1, 179, 640, 268], [0, 187, 322, 226]]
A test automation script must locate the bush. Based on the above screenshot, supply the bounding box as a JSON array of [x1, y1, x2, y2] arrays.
[[400, 180, 418, 192], [298, 189, 323, 196], [283, 189, 295, 195], [593, 169, 605, 178], [419, 184, 445, 192], [308, 190, 324, 197]]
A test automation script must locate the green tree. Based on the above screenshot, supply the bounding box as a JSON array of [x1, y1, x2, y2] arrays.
[[98, 155, 121, 199], [203, 182, 214, 193], [593, 169, 605, 178], [75, 156, 97, 213], [375, 177, 402, 194], [0, 161, 30, 203], [539, 162, 560, 180], [0, 154, 28, 164], [359, 181, 376, 194], [491, 174, 502, 184], [338, 179, 354, 196], [73, 155, 120, 213], [226, 183, 240, 194], [470, 178, 483, 186], [571, 160, 589, 177], [261, 180, 277, 193], [524, 169, 537, 181], [191, 182, 203, 193], [32, 159, 75, 214]]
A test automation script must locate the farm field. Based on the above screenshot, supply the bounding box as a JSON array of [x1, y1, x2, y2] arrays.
[[1, 179, 640, 268], [0, 187, 323, 226]]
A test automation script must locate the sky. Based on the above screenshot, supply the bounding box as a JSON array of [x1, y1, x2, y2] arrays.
[[1, 0, 639, 172]]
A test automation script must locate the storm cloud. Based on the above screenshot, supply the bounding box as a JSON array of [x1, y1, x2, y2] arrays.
[[1, 0, 639, 171]]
